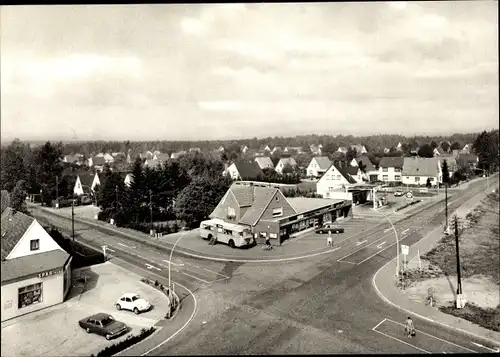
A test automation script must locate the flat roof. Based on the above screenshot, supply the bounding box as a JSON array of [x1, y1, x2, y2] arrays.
[[201, 218, 250, 231], [286, 197, 345, 214], [1, 249, 70, 284]]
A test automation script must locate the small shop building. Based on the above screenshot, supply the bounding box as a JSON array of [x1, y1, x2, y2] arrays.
[[209, 182, 352, 244], [1, 207, 72, 322]]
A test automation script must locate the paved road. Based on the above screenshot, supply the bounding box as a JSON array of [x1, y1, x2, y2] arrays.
[[30, 177, 499, 354]]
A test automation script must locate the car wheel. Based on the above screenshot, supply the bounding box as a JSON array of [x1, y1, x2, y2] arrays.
[[319, 230, 323, 234], [106, 334, 111, 340], [86, 328, 91, 333], [116, 304, 121, 311], [134, 307, 140, 315], [229, 240, 235, 249]]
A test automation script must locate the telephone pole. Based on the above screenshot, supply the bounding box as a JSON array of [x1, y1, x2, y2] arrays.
[[444, 183, 449, 234], [454, 216, 462, 296], [71, 200, 75, 241], [56, 176, 59, 207], [115, 185, 119, 222], [149, 189, 153, 236]]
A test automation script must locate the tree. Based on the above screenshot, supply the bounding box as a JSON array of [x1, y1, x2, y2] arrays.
[[174, 175, 232, 228], [450, 141, 462, 151], [322, 141, 337, 155], [418, 144, 434, 158], [430, 141, 438, 149], [10, 180, 29, 214], [97, 171, 129, 224], [442, 159, 450, 186], [440, 141, 450, 153], [346, 147, 357, 163], [32, 141, 64, 203], [473, 130, 500, 173], [357, 160, 367, 173], [0, 139, 30, 192], [426, 178, 432, 188]]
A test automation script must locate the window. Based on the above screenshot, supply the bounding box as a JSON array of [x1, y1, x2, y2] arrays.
[[18, 283, 42, 309], [395, 175, 401, 181], [394, 168, 401, 172], [272, 207, 283, 217], [415, 177, 421, 182], [328, 187, 335, 192], [383, 175, 388, 181], [30, 239, 40, 251], [276, 196, 279, 202], [382, 167, 388, 172], [227, 207, 236, 218], [336, 175, 341, 180]]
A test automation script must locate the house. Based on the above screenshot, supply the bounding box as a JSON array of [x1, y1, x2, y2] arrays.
[[378, 157, 404, 183], [170, 151, 186, 160], [254, 157, 274, 170], [91, 172, 108, 191], [103, 153, 114, 164], [73, 174, 95, 196], [224, 160, 263, 181], [271, 146, 282, 155], [337, 147, 348, 154], [310, 145, 323, 155], [153, 153, 170, 164], [457, 154, 479, 171], [208, 182, 352, 243], [275, 157, 298, 175], [140, 151, 154, 160], [460, 143, 473, 154], [87, 156, 106, 171], [241, 145, 249, 154], [144, 159, 160, 169], [120, 172, 133, 187], [1, 207, 72, 322], [62, 155, 80, 165], [316, 162, 358, 199], [306, 156, 332, 178], [402, 157, 456, 186], [350, 155, 375, 172], [396, 142, 403, 151], [189, 148, 201, 153], [350, 145, 367, 155], [343, 166, 365, 184], [433, 147, 447, 157], [284, 146, 302, 154]]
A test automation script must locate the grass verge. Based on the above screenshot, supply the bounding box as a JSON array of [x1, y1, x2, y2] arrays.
[[439, 302, 500, 332]]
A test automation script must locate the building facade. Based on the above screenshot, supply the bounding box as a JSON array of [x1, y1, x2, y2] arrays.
[[378, 157, 404, 183]]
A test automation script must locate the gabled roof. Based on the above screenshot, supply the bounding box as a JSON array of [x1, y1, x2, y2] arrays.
[[350, 144, 365, 152], [145, 159, 160, 168], [354, 156, 375, 171], [343, 166, 360, 176], [239, 187, 290, 226], [312, 156, 332, 170], [254, 157, 274, 169], [334, 164, 358, 183], [434, 147, 446, 155], [64, 154, 80, 163], [337, 146, 348, 152], [78, 173, 95, 189], [1, 208, 35, 261], [91, 156, 106, 166], [402, 157, 440, 177], [379, 156, 404, 168], [457, 153, 478, 165], [155, 153, 170, 162], [234, 160, 263, 179], [278, 157, 297, 167], [1, 190, 10, 214], [230, 184, 254, 207]]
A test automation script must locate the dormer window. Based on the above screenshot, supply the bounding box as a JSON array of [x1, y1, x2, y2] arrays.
[[30, 239, 40, 251]]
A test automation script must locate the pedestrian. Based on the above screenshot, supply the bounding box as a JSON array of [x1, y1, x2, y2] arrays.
[[327, 231, 333, 247]]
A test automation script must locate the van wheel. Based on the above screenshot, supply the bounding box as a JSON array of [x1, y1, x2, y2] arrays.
[[319, 230, 323, 234], [207, 234, 213, 241], [229, 240, 235, 249], [106, 334, 111, 340]]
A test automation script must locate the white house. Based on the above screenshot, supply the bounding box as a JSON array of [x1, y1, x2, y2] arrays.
[[310, 144, 323, 155], [153, 153, 170, 163], [1, 206, 72, 322], [170, 151, 186, 159], [306, 156, 332, 178], [241, 145, 249, 154], [122, 173, 133, 187], [73, 174, 95, 196], [350, 156, 375, 172], [224, 160, 263, 180], [254, 157, 274, 170], [344, 166, 365, 184], [275, 158, 298, 175], [316, 163, 358, 199], [103, 153, 114, 163], [271, 146, 283, 154], [396, 142, 403, 151], [350, 145, 367, 155], [337, 147, 348, 154], [87, 156, 106, 171], [284, 146, 302, 154], [144, 159, 160, 169], [378, 157, 404, 183], [433, 147, 447, 157], [402, 157, 456, 186], [460, 143, 473, 154]]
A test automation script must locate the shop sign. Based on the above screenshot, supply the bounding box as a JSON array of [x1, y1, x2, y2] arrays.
[[38, 269, 62, 279], [297, 214, 304, 220]]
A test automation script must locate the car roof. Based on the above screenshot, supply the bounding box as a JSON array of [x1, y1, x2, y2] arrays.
[[88, 313, 112, 320], [121, 293, 140, 298]]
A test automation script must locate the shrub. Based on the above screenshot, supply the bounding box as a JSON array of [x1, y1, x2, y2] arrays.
[[91, 327, 156, 357], [439, 302, 500, 332]]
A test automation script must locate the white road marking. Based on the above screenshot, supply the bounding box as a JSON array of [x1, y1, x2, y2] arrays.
[[356, 240, 368, 246], [386, 319, 477, 353], [145, 263, 161, 271], [337, 232, 395, 262], [372, 328, 430, 353], [372, 318, 387, 330], [180, 271, 211, 284], [183, 262, 230, 278], [163, 259, 185, 267], [384, 228, 392, 233], [107, 248, 115, 252], [402, 229, 410, 234], [471, 342, 500, 353], [376, 241, 387, 249]]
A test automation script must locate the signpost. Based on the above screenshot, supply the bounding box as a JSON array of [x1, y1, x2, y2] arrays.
[[401, 245, 409, 269]]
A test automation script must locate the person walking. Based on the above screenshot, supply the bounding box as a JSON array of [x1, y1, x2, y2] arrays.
[[405, 317, 415, 338], [327, 230, 333, 247]]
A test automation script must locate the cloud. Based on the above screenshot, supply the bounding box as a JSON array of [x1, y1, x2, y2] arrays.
[[197, 101, 242, 111]]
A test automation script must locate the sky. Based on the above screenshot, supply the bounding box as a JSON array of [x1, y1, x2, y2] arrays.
[[1, 2, 498, 142]]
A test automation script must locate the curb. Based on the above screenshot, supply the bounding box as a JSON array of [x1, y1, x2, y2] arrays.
[[372, 184, 500, 347]]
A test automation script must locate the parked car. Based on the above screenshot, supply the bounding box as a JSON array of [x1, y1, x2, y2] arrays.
[[315, 223, 344, 234], [394, 191, 404, 197], [116, 293, 151, 314], [78, 313, 128, 340]]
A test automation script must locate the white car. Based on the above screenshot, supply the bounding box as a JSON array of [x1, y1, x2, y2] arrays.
[[115, 293, 151, 314]]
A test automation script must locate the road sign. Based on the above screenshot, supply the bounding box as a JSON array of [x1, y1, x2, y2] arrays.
[[406, 192, 413, 199], [401, 245, 409, 255]]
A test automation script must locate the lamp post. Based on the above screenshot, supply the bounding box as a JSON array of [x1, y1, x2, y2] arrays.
[[168, 232, 188, 307], [379, 211, 400, 283]]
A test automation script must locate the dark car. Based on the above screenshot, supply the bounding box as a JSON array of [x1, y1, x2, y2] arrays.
[[78, 313, 128, 340], [315, 223, 344, 234]]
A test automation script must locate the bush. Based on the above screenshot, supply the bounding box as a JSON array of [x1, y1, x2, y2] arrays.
[[91, 327, 156, 357], [439, 302, 500, 332]]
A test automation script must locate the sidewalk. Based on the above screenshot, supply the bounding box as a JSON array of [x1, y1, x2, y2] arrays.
[[373, 181, 500, 346]]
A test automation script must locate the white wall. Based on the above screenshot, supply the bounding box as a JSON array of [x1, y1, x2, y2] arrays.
[[322, 190, 353, 201], [378, 167, 403, 183], [306, 159, 320, 177], [91, 173, 101, 191], [6, 221, 65, 260], [124, 174, 133, 187], [275, 161, 285, 174], [1, 273, 64, 322], [73, 177, 85, 196], [225, 163, 240, 180], [402, 175, 438, 186], [317, 165, 351, 197]]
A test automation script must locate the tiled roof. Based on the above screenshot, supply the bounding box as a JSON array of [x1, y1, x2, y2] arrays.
[[403, 157, 440, 177], [145, 159, 160, 168], [239, 186, 280, 226], [313, 156, 332, 170], [254, 157, 274, 170], [379, 156, 404, 168], [78, 174, 95, 189], [234, 160, 263, 180], [91, 156, 106, 166], [279, 157, 297, 167], [332, 163, 358, 184], [1, 249, 70, 283], [286, 197, 343, 214], [343, 166, 359, 176], [155, 153, 170, 162], [354, 156, 375, 171], [1, 208, 35, 261], [230, 184, 254, 207], [457, 154, 478, 165], [1, 191, 10, 214]]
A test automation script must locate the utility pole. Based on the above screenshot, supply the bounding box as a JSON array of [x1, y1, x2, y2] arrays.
[[115, 185, 118, 223], [454, 216, 462, 295], [444, 182, 449, 234], [72, 199, 75, 241], [56, 176, 59, 207], [149, 189, 153, 236]]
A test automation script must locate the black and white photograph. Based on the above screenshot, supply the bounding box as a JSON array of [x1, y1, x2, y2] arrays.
[[1, 2, 499, 355]]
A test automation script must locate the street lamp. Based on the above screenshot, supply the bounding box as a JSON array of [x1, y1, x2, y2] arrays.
[[379, 211, 400, 284], [168, 232, 188, 308]]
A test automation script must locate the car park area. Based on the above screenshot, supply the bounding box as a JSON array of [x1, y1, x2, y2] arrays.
[[1, 262, 169, 357]]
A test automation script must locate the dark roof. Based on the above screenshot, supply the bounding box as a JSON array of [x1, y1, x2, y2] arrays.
[[239, 186, 283, 225], [457, 154, 478, 165], [354, 156, 375, 171], [92, 156, 106, 166], [313, 156, 332, 170], [343, 166, 360, 176], [379, 156, 404, 168], [333, 163, 358, 184], [1, 249, 70, 284], [1, 208, 35, 260], [402, 157, 440, 177], [234, 160, 263, 180], [78, 173, 95, 188], [1, 190, 10, 214]]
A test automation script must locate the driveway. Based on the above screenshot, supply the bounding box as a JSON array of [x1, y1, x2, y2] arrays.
[[1, 262, 170, 357]]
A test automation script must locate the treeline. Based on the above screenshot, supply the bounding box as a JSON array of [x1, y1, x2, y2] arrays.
[[45, 133, 480, 158]]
